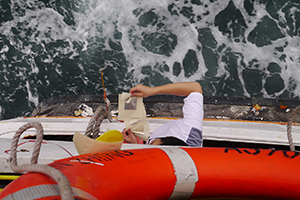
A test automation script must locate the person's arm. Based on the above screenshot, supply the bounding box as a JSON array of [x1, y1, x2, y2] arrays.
[[130, 82, 202, 98]]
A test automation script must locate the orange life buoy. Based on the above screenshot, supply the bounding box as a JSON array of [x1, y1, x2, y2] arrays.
[[1, 147, 300, 200]]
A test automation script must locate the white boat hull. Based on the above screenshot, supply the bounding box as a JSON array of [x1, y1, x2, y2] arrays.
[[1, 116, 300, 173]]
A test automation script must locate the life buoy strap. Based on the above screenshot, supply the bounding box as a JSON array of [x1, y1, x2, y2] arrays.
[[160, 147, 198, 200], [1, 184, 97, 200]]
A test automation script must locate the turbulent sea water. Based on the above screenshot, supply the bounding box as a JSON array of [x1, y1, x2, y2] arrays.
[[0, 0, 300, 120]]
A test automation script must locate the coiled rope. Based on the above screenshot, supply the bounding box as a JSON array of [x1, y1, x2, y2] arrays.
[[287, 106, 300, 151], [9, 121, 74, 200], [84, 105, 112, 139]]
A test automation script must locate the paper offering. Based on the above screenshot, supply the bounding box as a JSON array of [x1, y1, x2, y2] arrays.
[[118, 92, 149, 141]]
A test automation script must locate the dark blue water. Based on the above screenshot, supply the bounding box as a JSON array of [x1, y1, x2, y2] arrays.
[[1, 0, 300, 120]]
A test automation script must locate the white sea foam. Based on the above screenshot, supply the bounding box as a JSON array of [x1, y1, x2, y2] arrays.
[[1, 0, 298, 95], [1, 0, 300, 119], [25, 81, 39, 107]]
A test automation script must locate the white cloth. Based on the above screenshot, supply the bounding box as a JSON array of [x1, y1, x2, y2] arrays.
[[148, 92, 203, 147]]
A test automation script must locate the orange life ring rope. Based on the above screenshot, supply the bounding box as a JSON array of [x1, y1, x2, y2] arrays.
[[1, 146, 300, 200]]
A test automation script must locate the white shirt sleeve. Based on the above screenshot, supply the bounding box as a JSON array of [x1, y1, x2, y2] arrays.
[[182, 92, 204, 130]]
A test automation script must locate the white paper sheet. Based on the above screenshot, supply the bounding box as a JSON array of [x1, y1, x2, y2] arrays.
[[118, 92, 149, 141]]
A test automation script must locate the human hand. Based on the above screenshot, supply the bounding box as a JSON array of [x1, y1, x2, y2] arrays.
[[129, 84, 153, 98], [121, 128, 138, 144]]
